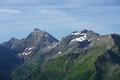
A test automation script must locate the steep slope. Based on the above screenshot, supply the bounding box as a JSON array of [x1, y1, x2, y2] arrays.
[[12, 30, 120, 80], [1, 38, 20, 52], [1, 38, 19, 50], [0, 45, 21, 80], [1, 28, 59, 58], [9, 28, 59, 79], [95, 34, 120, 80], [17, 28, 59, 59], [1, 28, 59, 80]]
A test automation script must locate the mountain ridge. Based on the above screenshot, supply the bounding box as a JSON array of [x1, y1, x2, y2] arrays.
[[1, 28, 120, 80], [1, 28, 59, 58]]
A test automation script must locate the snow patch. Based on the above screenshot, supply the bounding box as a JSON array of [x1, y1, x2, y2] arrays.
[[19, 51, 32, 56], [19, 47, 34, 56], [58, 51, 62, 54], [25, 47, 34, 51], [28, 47, 34, 51], [97, 38, 100, 40], [71, 32, 81, 35], [22, 51, 32, 56], [89, 43, 94, 47], [88, 38, 94, 42], [71, 33, 87, 42]]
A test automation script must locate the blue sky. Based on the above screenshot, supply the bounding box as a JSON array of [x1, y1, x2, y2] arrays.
[[0, 0, 120, 42]]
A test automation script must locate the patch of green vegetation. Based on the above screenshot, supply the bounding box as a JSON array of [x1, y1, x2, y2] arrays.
[[23, 45, 107, 80], [12, 59, 37, 80]]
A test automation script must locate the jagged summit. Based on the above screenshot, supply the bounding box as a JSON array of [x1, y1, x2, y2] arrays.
[[71, 29, 99, 35], [71, 29, 89, 34], [81, 29, 89, 33], [81, 29, 100, 36], [1, 28, 59, 57], [1, 37, 19, 50], [30, 28, 48, 38], [32, 28, 42, 33]]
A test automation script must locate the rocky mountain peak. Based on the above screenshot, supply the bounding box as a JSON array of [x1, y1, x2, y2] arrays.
[[32, 28, 42, 33], [81, 29, 89, 33], [1, 38, 19, 50], [71, 29, 99, 36], [29, 28, 48, 39], [1, 28, 59, 57]]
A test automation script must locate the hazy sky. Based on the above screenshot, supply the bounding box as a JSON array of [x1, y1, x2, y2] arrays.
[[0, 0, 120, 42]]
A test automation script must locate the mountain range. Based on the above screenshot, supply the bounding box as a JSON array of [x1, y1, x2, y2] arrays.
[[0, 28, 120, 80]]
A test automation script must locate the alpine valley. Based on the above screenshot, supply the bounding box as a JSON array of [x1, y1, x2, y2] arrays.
[[1, 28, 120, 80]]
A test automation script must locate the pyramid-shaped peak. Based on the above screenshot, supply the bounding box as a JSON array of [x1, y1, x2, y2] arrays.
[[32, 28, 42, 33]]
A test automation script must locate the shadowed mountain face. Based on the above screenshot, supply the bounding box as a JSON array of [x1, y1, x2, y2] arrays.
[[1, 38, 20, 52], [1, 28, 120, 80], [0, 45, 21, 80]]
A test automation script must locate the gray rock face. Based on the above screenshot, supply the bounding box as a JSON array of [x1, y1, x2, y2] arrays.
[[41, 30, 120, 62], [51, 30, 100, 55], [1, 38, 20, 51], [0, 28, 59, 80], [1, 28, 59, 57]]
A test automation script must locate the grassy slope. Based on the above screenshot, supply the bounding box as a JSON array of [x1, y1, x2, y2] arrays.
[[12, 47, 120, 80], [12, 59, 37, 80], [23, 45, 106, 80], [11, 46, 53, 80]]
